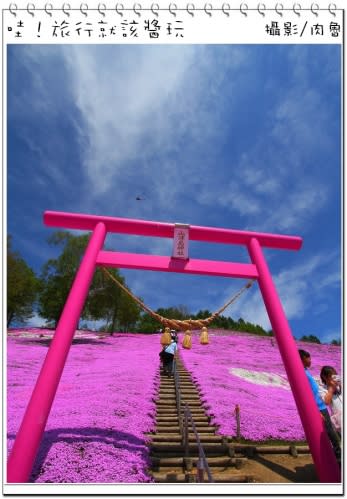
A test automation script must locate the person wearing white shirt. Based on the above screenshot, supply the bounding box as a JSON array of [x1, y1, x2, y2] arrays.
[[162, 339, 178, 376], [319, 365, 342, 436]]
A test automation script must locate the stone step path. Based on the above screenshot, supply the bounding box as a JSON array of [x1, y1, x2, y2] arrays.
[[148, 356, 254, 483]]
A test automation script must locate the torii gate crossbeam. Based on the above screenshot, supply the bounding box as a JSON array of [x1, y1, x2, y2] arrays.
[[7, 211, 340, 484], [96, 250, 259, 278]]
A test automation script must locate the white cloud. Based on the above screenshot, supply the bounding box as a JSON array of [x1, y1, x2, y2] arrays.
[[16, 45, 338, 239], [207, 181, 262, 216], [241, 158, 280, 195], [317, 329, 341, 345], [272, 88, 332, 153], [232, 289, 270, 329], [221, 250, 340, 332], [195, 47, 337, 234], [59, 45, 246, 198]]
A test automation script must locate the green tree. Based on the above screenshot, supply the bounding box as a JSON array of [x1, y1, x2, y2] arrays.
[[38, 232, 91, 326], [135, 311, 161, 333], [331, 339, 341, 346], [85, 268, 141, 333], [300, 334, 321, 344], [7, 236, 39, 327], [38, 231, 142, 331], [117, 291, 141, 332], [175, 304, 190, 318], [156, 306, 189, 320], [196, 309, 211, 320], [211, 314, 230, 329], [135, 305, 192, 334]]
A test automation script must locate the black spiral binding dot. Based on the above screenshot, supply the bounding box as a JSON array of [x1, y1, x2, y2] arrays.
[[45, 2, 53, 15], [80, 2, 88, 15], [293, 2, 302, 15], [169, 3, 177, 16], [240, 3, 248, 16], [186, 3, 195, 16], [222, 3, 230, 16], [275, 3, 284, 16], [98, 2, 106, 15], [204, 3, 213, 16], [133, 2, 141, 16], [258, 3, 266, 17], [9, 3, 18, 16], [311, 2, 319, 15], [151, 2, 159, 16], [115, 3, 124, 16], [329, 2, 337, 15], [62, 3, 71, 16]]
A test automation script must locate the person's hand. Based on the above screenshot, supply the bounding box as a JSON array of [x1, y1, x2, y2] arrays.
[[328, 377, 341, 394], [333, 375, 341, 388], [328, 378, 338, 390]]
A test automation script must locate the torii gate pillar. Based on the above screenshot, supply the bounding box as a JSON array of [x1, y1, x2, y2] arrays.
[[7, 221, 107, 483], [248, 237, 340, 483]]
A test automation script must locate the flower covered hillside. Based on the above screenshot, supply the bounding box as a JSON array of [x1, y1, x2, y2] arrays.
[[7, 330, 160, 483], [179, 330, 341, 442], [7, 328, 341, 483]]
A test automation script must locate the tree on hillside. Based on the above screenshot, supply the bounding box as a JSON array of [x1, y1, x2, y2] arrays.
[[38, 232, 91, 326], [300, 334, 321, 344], [211, 314, 231, 329], [7, 235, 39, 327], [117, 291, 142, 332], [135, 311, 161, 333], [38, 231, 141, 330], [175, 304, 190, 318], [156, 306, 190, 320], [84, 268, 141, 333], [331, 339, 341, 346], [196, 309, 211, 319], [135, 305, 191, 333]]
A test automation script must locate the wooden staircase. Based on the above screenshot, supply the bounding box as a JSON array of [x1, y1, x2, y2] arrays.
[[147, 356, 254, 483]]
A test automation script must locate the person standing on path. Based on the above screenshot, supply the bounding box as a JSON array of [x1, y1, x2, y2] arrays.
[[162, 337, 178, 377]]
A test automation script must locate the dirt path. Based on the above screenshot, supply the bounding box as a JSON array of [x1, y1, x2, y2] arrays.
[[241, 453, 317, 483]]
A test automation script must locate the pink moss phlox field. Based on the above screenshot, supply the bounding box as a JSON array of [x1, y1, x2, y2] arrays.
[[179, 330, 341, 441], [7, 329, 160, 483], [7, 328, 341, 483]]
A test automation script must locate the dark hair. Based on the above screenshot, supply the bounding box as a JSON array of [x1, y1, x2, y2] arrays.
[[320, 365, 336, 383], [298, 349, 310, 360]]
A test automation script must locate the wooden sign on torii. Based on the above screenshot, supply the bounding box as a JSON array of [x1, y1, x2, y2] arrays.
[[7, 210, 340, 483]]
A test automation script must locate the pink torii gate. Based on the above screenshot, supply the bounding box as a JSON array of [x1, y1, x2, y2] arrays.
[[7, 210, 340, 483]]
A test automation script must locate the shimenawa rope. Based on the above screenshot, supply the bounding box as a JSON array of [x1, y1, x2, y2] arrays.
[[101, 266, 254, 331]]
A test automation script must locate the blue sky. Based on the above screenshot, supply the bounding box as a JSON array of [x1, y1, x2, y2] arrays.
[[7, 44, 341, 343]]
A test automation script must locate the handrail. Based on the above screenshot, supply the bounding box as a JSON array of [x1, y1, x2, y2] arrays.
[[183, 404, 214, 483], [173, 359, 213, 482], [173, 360, 183, 436]]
